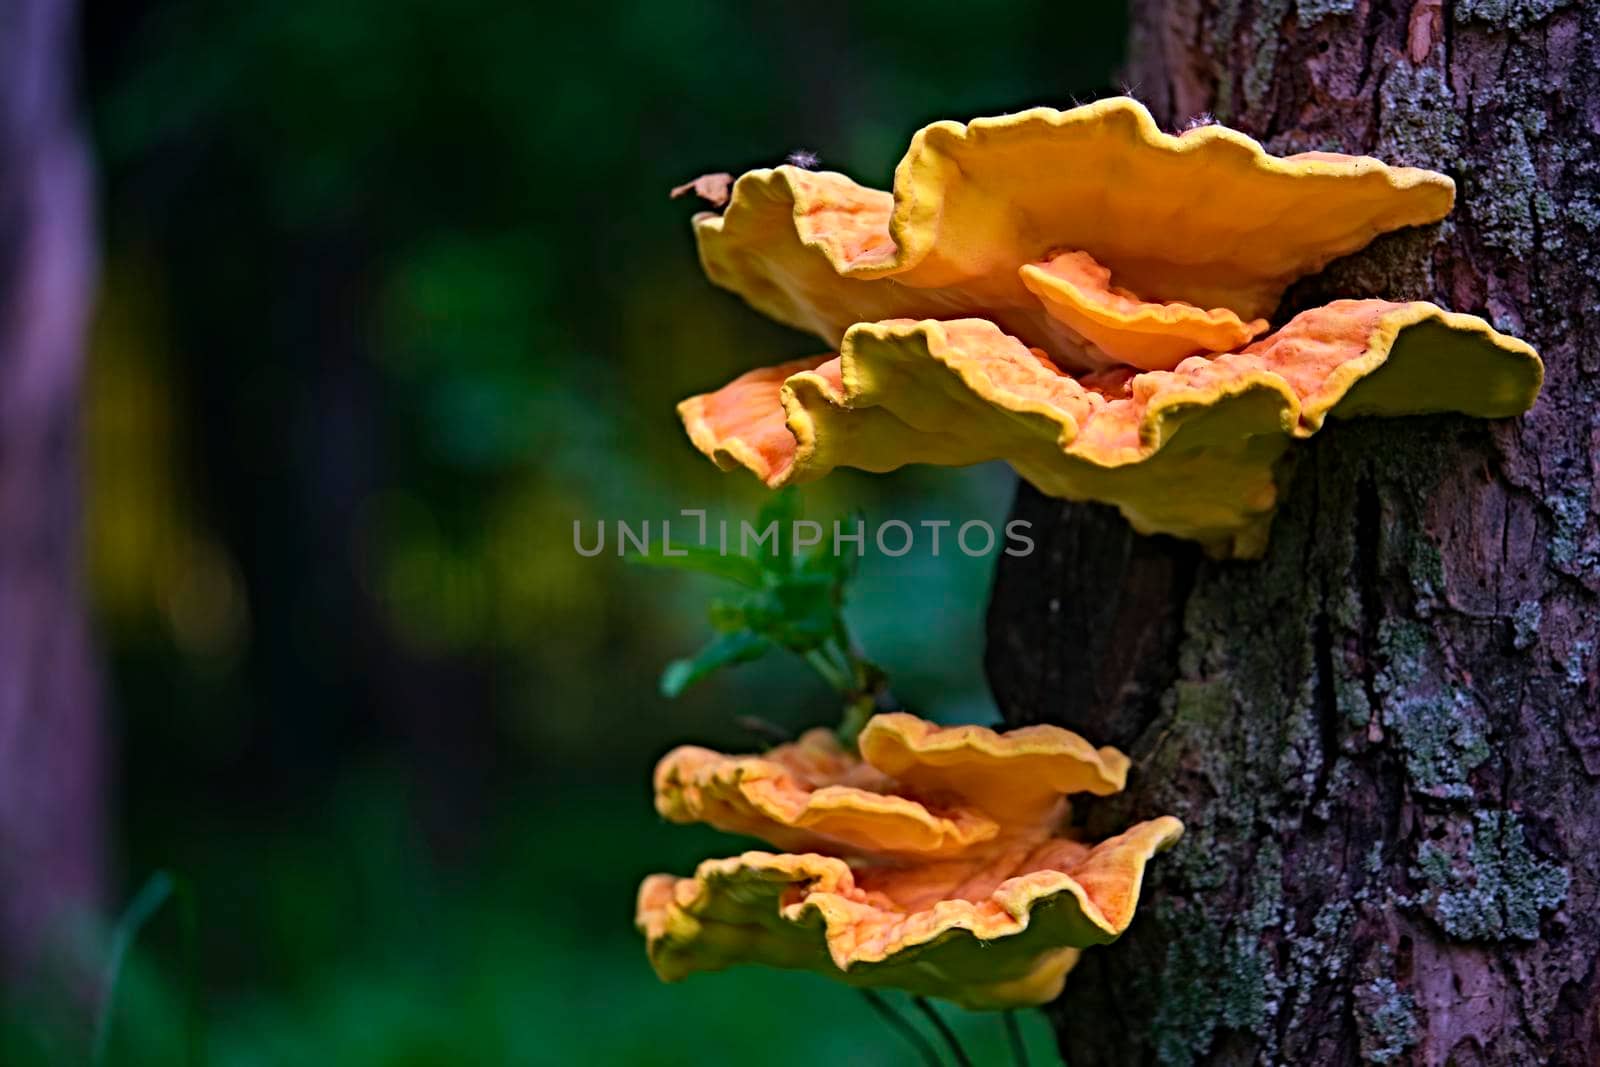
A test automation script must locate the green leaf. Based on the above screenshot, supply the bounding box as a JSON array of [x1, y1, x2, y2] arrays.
[[660, 630, 771, 697], [707, 595, 752, 633], [767, 572, 840, 649], [756, 487, 801, 533], [752, 489, 802, 571], [800, 509, 864, 582], [628, 541, 764, 587], [639, 489, 880, 703]]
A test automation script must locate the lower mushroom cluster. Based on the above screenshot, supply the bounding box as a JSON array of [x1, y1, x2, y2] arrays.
[[636, 713, 1182, 1009]]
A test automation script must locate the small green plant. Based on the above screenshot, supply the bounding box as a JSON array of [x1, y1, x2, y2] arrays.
[[631, 489, 888, 742]]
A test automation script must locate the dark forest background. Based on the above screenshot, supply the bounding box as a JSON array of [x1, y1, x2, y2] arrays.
[[5, 3, 1129, 1063]]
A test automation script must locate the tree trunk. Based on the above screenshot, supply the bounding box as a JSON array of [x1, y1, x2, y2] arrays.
[[0, 0, 102, 980], [986, 4, 1600, 1065]]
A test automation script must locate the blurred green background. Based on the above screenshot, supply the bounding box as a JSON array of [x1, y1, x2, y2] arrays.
[[12, 2, 1126, 1063]]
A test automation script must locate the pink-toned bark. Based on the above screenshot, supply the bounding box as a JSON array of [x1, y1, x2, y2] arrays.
[[0, 0, 102, 980], [989, 3, 1600, 1063]]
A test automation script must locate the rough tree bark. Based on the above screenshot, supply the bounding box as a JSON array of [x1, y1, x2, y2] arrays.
[[0, 0, 102, 980], [986, 3, 1599, 1065]]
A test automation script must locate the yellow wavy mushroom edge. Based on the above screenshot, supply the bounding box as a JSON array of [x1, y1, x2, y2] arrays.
[[636, 713, 1184, 1010], [675, 96, 1543, 558]]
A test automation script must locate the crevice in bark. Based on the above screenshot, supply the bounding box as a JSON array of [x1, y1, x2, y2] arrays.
[[992, 3, 1600, 1063]]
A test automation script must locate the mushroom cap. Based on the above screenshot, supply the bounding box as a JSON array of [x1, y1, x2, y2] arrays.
[[677, 354, 837, 486], [1020, 250, 1269, 371], [694, 97, 1454, 370], [655, 716, 1128, 860], [636, 816, 1184, 1010], [859, 712, 1131, 825], [678, 301, 1542, 557]]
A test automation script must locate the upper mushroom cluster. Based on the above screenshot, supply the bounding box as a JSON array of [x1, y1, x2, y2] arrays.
[[636, 712, 1182, 1009], [676, 97, 1543, 556]]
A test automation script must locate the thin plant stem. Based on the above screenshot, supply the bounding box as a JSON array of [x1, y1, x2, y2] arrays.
[[913, 996, 973, 1067], [815, 637, 855, 693], [93, 871, 203, 1067], [1004, 1010, 1031, 1067], [829, 637, 857, 684], [837, 696, 874, 746], [735, 715, 794, 745], [803, 648, 851, 692], [861, 991, 942, 1067], [93, 873, 174, 1066]]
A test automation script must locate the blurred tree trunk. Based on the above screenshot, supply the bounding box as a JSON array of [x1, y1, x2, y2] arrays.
[[0, 0, 102, 980], [988, 4, 1599, 1065]]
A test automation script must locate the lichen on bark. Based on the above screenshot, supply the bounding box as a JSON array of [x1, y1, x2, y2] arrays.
[[1411, 809, 1570, 942], [989, 2, 1600, 1063]]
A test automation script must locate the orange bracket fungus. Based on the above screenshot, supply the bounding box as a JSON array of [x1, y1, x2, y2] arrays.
[[674, 96, 1543, 557], [636, 713, 1182, 1010]]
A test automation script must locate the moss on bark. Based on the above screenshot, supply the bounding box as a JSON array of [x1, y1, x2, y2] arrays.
[[988, 4, 1600, 1063]]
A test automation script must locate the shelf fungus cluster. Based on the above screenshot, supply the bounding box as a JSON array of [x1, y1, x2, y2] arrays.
[[675, 96, 1543, 556], [635, 713, 1183, 1009]]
